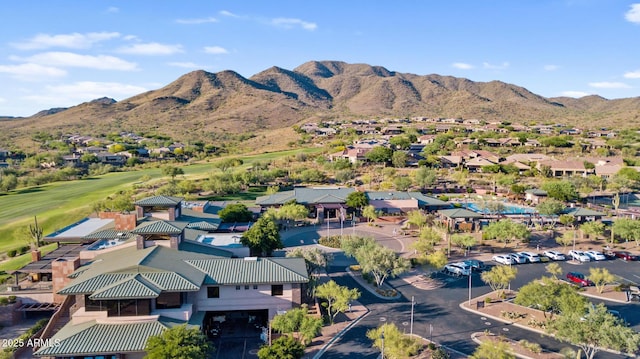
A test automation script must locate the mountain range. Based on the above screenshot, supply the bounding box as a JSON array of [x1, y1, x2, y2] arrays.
[[2, 60, 640, 147]]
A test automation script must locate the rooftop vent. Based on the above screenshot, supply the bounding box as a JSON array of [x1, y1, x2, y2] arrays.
[[244, 257, 258, 261]]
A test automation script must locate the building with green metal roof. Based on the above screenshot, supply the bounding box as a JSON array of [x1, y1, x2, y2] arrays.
[[35, 245, 308, 358]]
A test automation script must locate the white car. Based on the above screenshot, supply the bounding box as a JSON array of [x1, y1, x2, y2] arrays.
[[585, 250, 606, 261], [543, 250, 566, 261], [492, 254, 515, 265], [568, 250, 591, 262], [508, 253, 527, 264], [518, 252, 541, 263], [444, 262, 471, 276]]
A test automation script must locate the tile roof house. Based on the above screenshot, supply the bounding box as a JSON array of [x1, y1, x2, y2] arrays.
[[33, 195, 309, 358]]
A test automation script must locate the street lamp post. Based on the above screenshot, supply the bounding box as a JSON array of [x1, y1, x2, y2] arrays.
[[410, 296, 415, 336], [381, 328, 385, 359], [468, 272, 472, 305]]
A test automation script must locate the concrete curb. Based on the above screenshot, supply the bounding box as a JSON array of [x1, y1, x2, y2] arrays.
[[311, 307, 371, 359]]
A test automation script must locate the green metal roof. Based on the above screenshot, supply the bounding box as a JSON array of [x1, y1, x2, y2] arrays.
[[178, 240, 234, 257], [89, 274, 161, 299], [34, 319, 173, 356], [134, 195, 183, 207], [186, 220, 219, 231], [438, 208, 485, 219], [561, 207, 604, 217], [188, 257, 308, 285], [256, 187, 355, 205], [132, 220, 187, 234], [59, 246, 211, 297], [83, 229, 134, 240]]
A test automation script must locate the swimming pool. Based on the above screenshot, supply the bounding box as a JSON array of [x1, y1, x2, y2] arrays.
[[461, 202, 536, 215]]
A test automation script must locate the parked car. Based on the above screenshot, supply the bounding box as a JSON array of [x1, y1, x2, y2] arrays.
[[463, 259, 486, 272], [444, 262, 471, 276], [517, 252, 541, 263], [492, 254, 515, 265], [611, 250, 639, 261], [508, 253, 527, 264], [584, 250, 606, 261], [543, 250, 566, 261], [566, 272, 594, 287], [568, 250, 591, 262]]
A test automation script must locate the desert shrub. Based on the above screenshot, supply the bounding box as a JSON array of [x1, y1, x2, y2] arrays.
[[318, 236, 341, 248], [518, 339, 542, 353], [6, 250, 17, 258]]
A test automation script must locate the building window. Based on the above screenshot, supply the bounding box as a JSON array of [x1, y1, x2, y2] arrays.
[[236, 286, 241, 290], [156, 292, 182, 309], [253, 285, 258, 290], [245, 285, 250, 290], [271, 284, 283, 296], [207, 287, 220, 298]]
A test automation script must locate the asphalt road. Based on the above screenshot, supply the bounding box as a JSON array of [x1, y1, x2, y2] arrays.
[[281, 224, 640, 359]]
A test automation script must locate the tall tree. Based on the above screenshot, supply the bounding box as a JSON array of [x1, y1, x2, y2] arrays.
[[161, 165, 184, 183], [367, 323, 421, 359], [218, 203, 253, 223], [362, 205, 378, 224], [315, 280, 360, 325], [365, 146, 393, 164], [550, 303, 640, 359], [414, 166, 437, 191], [535, 199, 565, 227], [480, 265, 517, 296], [270, 306, 323, 345], [541, 180, 578, 201], [355, 244, 411, 288], [345, 191, 369, 214], [240, 215, 283, 256], [257, 336, 305, 359], [588, 267, 615, 294], [144, 325, 212, 359], [482, 220, 530, 247]]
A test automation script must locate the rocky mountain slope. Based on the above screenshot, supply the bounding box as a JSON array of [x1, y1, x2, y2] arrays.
[[2, 61, 639, 147]]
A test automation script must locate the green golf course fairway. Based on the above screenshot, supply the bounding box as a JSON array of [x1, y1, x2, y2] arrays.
[[0, 147, 322, 255]]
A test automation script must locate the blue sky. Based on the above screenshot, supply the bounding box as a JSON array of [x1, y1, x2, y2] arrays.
[[2, 1, 640, 117]]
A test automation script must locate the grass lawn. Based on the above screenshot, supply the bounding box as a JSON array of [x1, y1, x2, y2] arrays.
[[0, 147, 323, 254], [0, 243, 58, 274]]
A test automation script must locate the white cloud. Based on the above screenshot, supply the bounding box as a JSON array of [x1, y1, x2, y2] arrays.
[[0, 97, 6, 103], [544, 65, 559, 71], [176, 17, 218, 24], [106, 7, 119, 13], [624, 70, 640, 79], [23, 81, 148, 106], [483, 61, 509, 70], [12, 32, 120, 50], [116, 43, 183, 55], [560, 91, 592, 98], [588, 81, 631, 89], [271, 18, 317, 31], [625, 3, 640, 24], [219, 10, 241, 18], [168, 62, 201, 68], [0, 63, 67, 80], [23, 52, 138, 71], [452, 62, 474, 70], [204, 46, 229, 55]]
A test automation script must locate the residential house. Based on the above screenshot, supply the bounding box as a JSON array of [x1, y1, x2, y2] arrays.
[[525, 189, 547, 204]]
